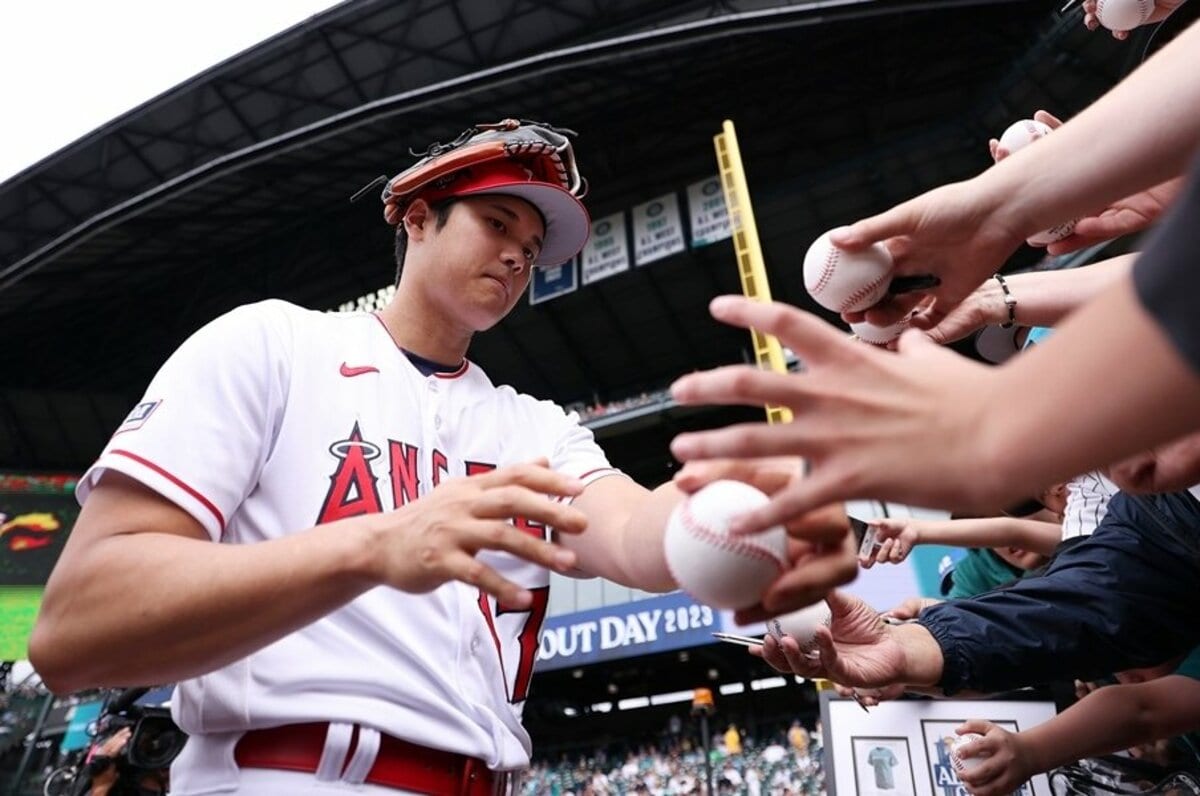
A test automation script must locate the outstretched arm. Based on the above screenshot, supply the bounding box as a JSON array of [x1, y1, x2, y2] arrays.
[[955, 675, 1200, 796], [671, 274, 1200, 526], [921, 255, 1134, 344], [833, 18, 1200, 327], [572, 459, 857, 614], [863, 516, 1061, 567]]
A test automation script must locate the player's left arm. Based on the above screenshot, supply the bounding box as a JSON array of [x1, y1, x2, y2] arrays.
[[562, 475, 679, 592], [563, 459, 856, 606]]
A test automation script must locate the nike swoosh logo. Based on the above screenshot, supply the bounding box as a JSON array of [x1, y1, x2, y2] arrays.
[[340, 363, 380, 377]]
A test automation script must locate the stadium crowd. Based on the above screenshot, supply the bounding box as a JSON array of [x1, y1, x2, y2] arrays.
[[524, 720, 824, 795]]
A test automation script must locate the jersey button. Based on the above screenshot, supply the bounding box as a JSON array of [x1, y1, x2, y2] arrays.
[[428, 381, 438, 392], [470, 635, 481, 653], [434, 415, 442, 429]]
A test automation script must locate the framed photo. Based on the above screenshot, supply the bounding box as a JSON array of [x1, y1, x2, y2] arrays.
[[822, 692, 1056, 796], [851, 736, 916, 796]]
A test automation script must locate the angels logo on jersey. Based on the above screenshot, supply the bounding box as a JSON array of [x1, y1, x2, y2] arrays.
[[317, 423, 550, 702]]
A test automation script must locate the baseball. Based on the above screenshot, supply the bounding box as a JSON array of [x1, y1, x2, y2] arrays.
[[850, 318, 908, 346], [766, 600, 832, 653], [1096, 0, 1152, 31], [949, 733, 987, 774], [997, 119, 1051, 155], [663, 480, 789, 610], [997, 119, 1077, 246], [803, 230, 893, 313]]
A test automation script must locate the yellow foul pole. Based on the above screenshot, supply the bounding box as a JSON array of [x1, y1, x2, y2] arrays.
[[713, 120, 792, 424]]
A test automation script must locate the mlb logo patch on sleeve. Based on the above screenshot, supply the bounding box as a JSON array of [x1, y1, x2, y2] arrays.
[[117, 400, 162, 433]]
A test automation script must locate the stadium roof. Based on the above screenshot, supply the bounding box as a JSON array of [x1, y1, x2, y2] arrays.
[[1, 0, 1176, 471]]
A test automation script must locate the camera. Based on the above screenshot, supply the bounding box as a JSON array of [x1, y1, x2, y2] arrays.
[[86, 688, 186, 794]]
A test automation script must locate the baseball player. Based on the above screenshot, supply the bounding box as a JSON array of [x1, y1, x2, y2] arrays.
[[30, 120, 854, 795]]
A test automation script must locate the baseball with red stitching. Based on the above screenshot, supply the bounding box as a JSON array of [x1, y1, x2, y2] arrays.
[[850, 317, 909, 346], [803, 230, 893, 313], [663, 480, 788, 610], [996, 119, 1078, 247], [1096, 0, 1152, 32], [765, 600, 832, 653], [948, 733, 987, 774], [997, 118, 1051, 155]]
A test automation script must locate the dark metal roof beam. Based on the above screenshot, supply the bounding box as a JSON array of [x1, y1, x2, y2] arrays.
[[115, 131, 168, 184], [448, 3, 485, 65], [218, 73, 344, 117], [210, 81, 261, 144], [319, 29, 370, 105]]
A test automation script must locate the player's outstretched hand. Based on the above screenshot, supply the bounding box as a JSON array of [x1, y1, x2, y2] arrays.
[[738, 528, 859, 622], [672, 457, 858, 614], [375, 459, 586, 608], [953, 720, 1037, 796], [1046, 176, 1183, 255], [672, 457, 850, 546], [671, 297, 1004, 532]]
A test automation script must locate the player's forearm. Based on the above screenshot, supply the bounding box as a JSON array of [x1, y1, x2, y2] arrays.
[[615, 480, 684, 592], [566, 477, 680, 592], [1002, 255, 1135, 328], [30, 518, 378, 692], [982, 20, 1200, 233], [979, 277, 1200, 503]]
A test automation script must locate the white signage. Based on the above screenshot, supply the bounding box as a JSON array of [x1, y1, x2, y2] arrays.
[[581, 212, 630, 285], [633, 192, 685, 266], [687, 176, 731, 247]]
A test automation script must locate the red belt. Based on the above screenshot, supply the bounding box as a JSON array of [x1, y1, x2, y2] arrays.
[[234, 722, 507, 795]]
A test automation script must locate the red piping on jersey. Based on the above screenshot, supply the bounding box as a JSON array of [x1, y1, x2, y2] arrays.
[[370, 313, 471, 379], [110, 449, 226, 532], [433, 359, 470, 379]]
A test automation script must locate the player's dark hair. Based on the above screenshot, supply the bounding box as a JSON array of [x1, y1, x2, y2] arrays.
[[394, 198, 457, 286]]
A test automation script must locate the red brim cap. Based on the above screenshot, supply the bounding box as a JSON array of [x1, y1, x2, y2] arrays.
[[418, 161, 590, 267]]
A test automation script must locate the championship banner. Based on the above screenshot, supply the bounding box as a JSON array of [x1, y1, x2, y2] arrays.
[[529, 258, 578, 305], [687, 176, 731, 247], [633, 193, 685, 266], [580, 212, 630, 285]]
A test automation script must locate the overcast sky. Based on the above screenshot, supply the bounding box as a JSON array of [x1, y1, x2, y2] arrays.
[[0, 0, 344, 184]]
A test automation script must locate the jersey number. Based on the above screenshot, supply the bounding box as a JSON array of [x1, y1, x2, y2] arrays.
[[477, 587, 549, 703]]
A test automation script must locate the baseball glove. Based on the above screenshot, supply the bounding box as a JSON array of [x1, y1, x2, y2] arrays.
[[380, 119, 586, 225]]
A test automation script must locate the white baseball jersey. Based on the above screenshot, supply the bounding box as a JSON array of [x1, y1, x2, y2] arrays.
[[1061, 471, 1117, 540], [77, 299, 621, 783]]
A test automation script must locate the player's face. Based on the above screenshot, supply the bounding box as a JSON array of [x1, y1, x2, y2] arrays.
[[420, 195, 545, 330]]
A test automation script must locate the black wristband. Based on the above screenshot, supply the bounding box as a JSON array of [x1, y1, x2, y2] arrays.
[[993, 273, 1017, 329]]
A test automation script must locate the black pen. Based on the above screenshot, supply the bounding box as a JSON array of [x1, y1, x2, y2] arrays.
[[888, 275, 941, 295]]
